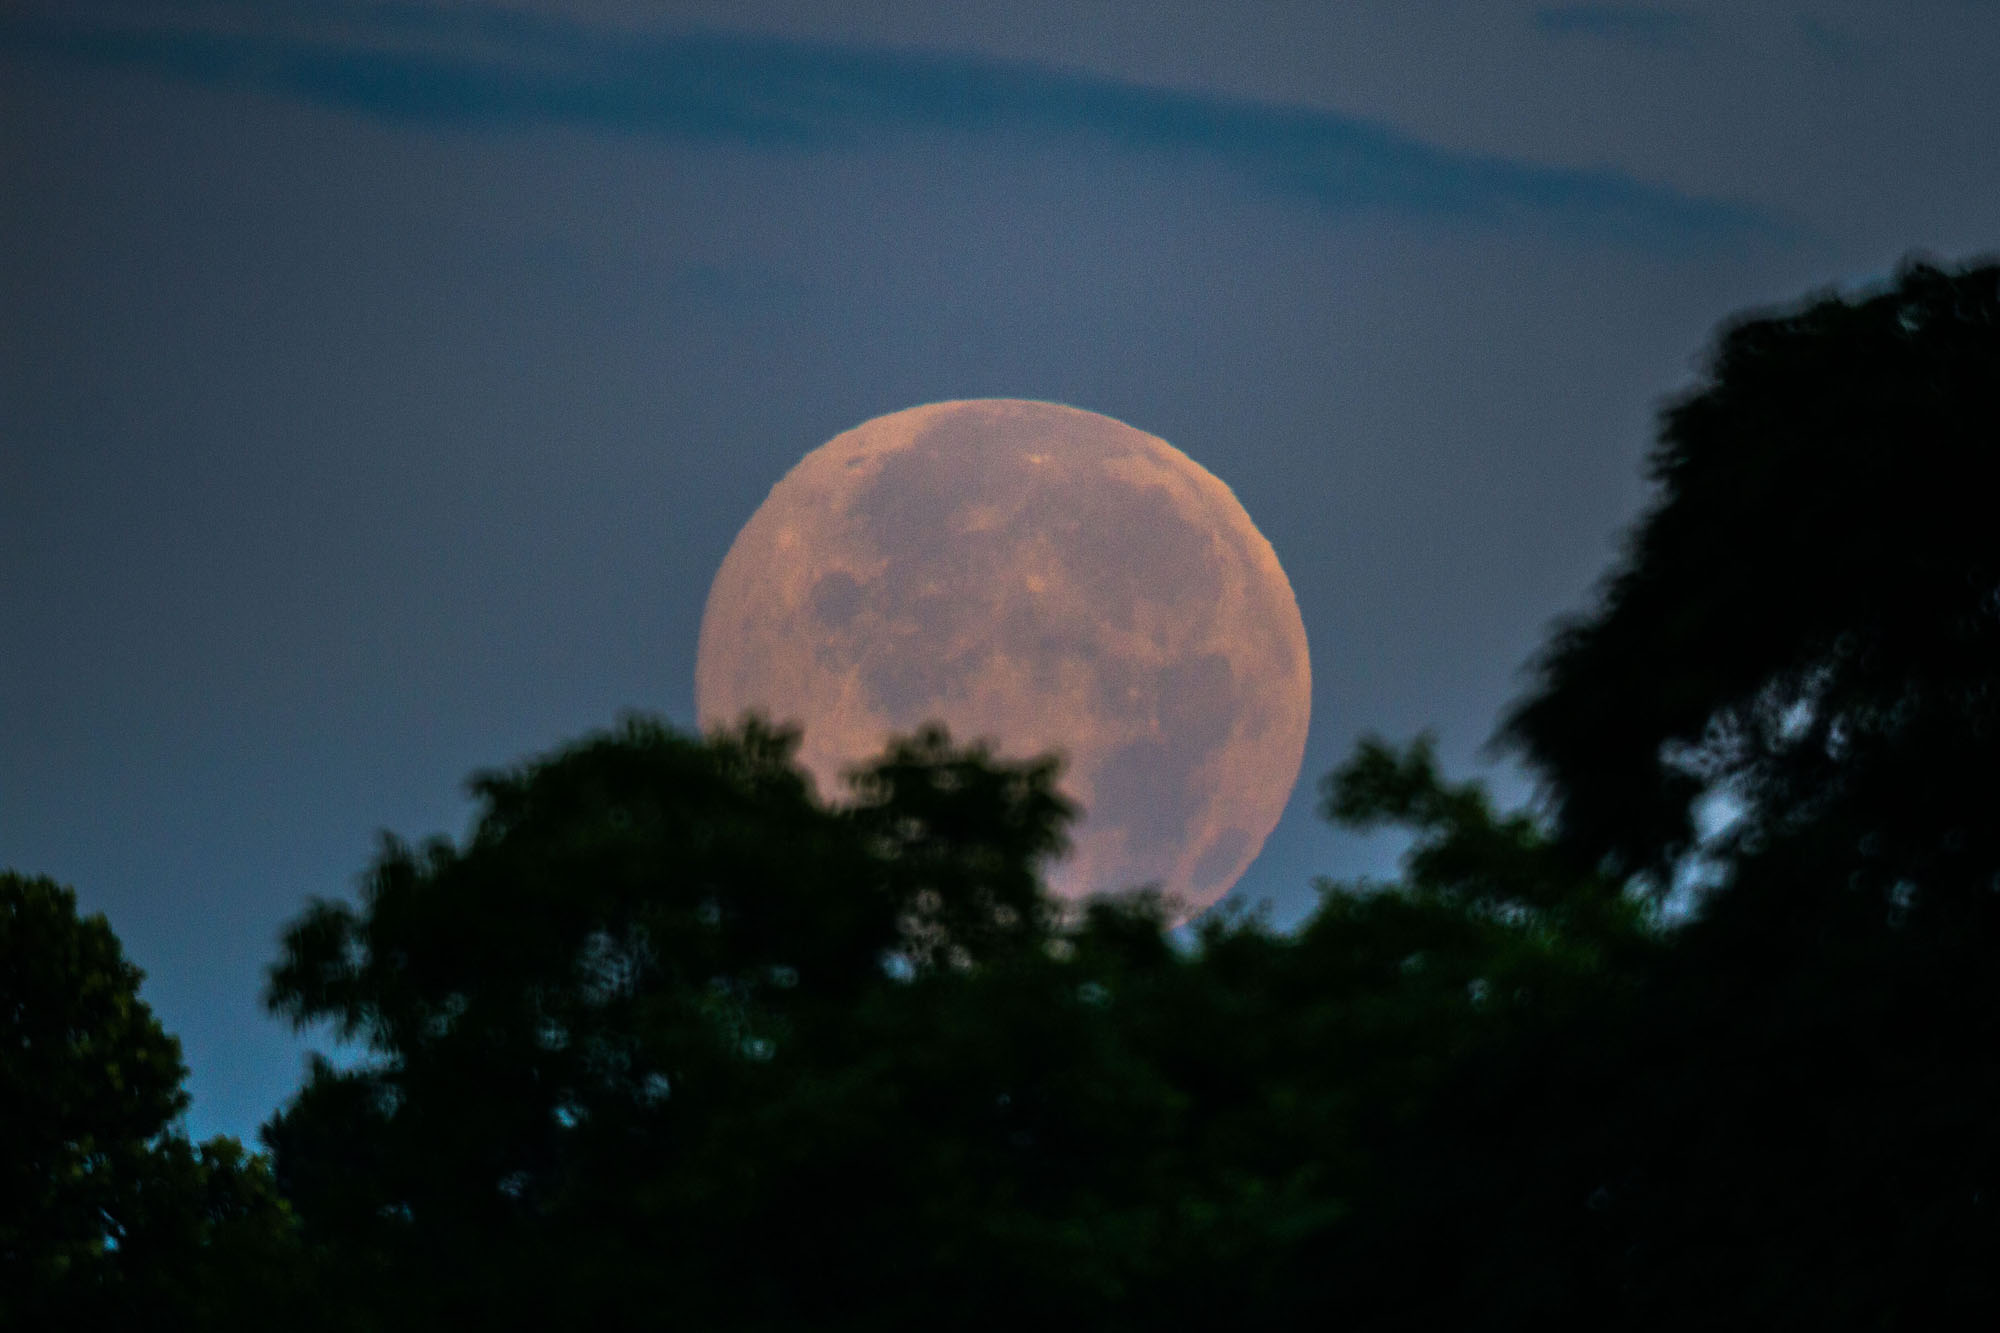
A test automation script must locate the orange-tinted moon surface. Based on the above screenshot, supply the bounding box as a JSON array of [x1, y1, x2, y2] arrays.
[[695, 399, 1311, 919]]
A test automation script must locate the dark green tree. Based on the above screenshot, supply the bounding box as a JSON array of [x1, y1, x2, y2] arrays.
[[1276, 737, 1658, 1330], [256, 701, 1711, 1333], [1, 872, 304, 1330], [260, 716, 1091, 1330], [1455, 257, 2000, 1329], [264, 715, 1578, 1332], [1501, 258, 2000, 922]]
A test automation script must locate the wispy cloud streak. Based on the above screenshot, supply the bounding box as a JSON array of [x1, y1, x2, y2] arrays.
[[2, 2, 1775, 242]]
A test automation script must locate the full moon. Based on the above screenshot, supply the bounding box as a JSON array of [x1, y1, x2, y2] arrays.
[[695, 399, 1311, 920]]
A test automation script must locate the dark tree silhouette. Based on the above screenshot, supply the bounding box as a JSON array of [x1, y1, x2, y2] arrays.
[[1454, 256, 2000, 1330], [257, 716, 1635, 1332], [0, 872, 304, 1330], [1502, 258, 2000, 920], [261, 717, 1101, 1329]]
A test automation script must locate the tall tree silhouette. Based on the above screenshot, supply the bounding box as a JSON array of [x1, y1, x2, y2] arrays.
[[1471, 257, 2000, 1329], [1502, 259, 2000, 923]]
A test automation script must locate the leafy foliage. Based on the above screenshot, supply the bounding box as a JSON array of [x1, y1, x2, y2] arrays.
[[1462, 256, 2000, 1328], [0, 873, 303, 1330], [252, 716, 1648, 1331], [260, 717, 1099, 1328], [1502, 259, 2000, 912]]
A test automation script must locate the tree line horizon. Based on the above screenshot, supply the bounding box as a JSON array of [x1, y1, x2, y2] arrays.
[[6, 256, 1998, 1329]]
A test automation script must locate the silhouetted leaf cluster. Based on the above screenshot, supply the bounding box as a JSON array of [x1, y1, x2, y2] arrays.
[[1503, 260, 2000, 908], [1, 874, 307, 1331]]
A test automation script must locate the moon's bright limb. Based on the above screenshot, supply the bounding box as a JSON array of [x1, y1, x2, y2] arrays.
[[695, 400, 1311, 920]]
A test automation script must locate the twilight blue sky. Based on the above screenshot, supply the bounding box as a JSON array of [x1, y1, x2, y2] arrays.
[[4, 0, 1998, 1141]]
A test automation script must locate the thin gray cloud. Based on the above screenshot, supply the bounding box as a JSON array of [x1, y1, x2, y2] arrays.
[[1, 1, 1777, 244]]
